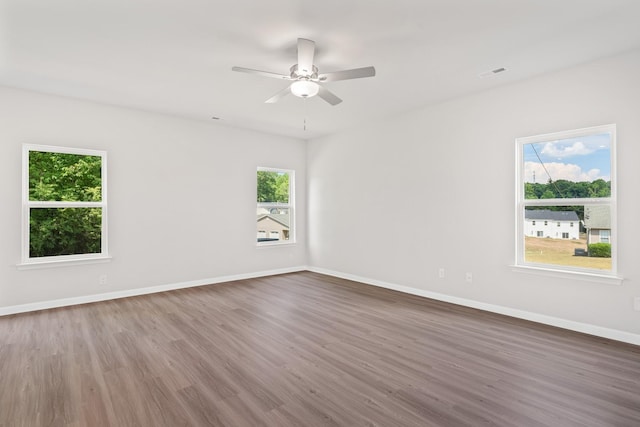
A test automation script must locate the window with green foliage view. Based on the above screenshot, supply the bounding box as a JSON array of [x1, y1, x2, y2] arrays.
[[257, 168, 294, 244], [23, 145, 108, 263]]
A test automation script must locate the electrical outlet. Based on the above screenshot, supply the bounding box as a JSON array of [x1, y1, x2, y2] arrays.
[[465, 272, 473, 283], [98, 275, 108, 285], [438, 268, 445, 279], [634, 297, 640, 312]]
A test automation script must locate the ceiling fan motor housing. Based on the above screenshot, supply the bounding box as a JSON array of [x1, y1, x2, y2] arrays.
[[290, 64, 318, 80]]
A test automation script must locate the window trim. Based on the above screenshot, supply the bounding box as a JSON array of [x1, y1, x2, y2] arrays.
[[20, 144, 109, 267], [514, 124, 621, 282], [256, 166, 295, 247]]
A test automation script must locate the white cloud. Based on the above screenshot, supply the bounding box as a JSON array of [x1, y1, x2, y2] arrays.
[[540, 141, 594, 158], [524, 161, 607, 183]]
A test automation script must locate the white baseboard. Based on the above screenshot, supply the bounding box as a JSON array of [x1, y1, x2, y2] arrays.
[[0, 266, 307, 317], [307, 266, 640, 346]]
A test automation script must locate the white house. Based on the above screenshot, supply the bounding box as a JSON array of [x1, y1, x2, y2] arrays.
[[524, 209, 580, 239]]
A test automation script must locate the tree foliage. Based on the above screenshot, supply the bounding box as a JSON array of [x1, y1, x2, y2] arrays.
[[524, 179, 610, 200], [524, 179, 611, 221], [257, 171, 289, 203], [28, 151, 102, 257], [30, 208, 102, 257]]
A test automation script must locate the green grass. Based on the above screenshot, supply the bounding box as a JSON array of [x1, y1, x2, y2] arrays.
[[524, 235, 611, 271]]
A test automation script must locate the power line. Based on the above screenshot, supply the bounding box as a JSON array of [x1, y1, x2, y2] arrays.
[[529, 143, 565, 198]]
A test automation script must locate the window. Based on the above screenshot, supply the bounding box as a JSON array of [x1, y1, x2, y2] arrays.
[[257, 167, 294, 245], [22, 145, 108, 265], [516, 124, 616, 275], [532, 220, 536, 226]]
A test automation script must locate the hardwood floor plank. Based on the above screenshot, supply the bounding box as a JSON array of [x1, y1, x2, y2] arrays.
[[165, 338, 238, 401], [78, 371, 111, 427], [102, 367, 147, 426], [1, 271, 639, 426], [176, 384, 228, 427], [139, 376, 191, 426]]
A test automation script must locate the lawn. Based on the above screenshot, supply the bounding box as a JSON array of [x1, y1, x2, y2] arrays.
[[524, 235, 611, 270]]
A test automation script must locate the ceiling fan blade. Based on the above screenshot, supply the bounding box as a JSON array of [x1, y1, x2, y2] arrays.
[[317, 86, 342, 106], [232, 66, 291, 80], [265, 85, 292, 103], [318, 66, 376, 82], [297, 38, 315, 76]]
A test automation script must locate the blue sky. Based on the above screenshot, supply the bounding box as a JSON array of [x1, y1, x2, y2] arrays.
[[523, 132, 611, 183]]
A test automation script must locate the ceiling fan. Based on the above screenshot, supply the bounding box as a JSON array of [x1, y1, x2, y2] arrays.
[[232, 38, 375, 106]]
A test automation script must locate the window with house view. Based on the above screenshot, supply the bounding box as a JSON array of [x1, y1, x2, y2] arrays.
[[257, 168, 294, 244], [23, 145, 108, 264], [516, 124, 616, 274]]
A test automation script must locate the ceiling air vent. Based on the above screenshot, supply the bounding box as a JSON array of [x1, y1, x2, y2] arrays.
[[478, 67, 507, 78]]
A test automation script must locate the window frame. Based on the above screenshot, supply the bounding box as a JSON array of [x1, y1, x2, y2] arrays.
[[514, 124, 620, 283], [256, 167, 295, 246], [21, 144, 109, 267]]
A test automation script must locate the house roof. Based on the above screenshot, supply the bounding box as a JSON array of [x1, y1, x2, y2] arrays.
[[583, 205, 611, 229], [524, 210, 579, 222], [257, 214, 290, 228]]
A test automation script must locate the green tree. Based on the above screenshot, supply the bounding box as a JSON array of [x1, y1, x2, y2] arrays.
[[540, 189, 556, 199], [589, 179, 611, 198], [524, 183, 538, 199], [29, 151, 102, 201], [525, 179, 610, 201], [274, 173, 289, 203], [30, 208, 102, 257], [257, 171, 276, 202], [257, 171, 289, 203]]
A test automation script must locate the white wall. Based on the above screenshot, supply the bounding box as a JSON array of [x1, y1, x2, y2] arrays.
[[2, 50, 639, 342], [0, 87, 307, 308], [307, 49, 640, 338]]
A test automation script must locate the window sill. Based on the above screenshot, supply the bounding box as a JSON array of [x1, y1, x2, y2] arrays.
[[510, 264, 623, 285], [17, 256, 112, 270], [256, 241, 296, 248]]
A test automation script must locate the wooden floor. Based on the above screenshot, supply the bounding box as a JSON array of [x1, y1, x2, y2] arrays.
[[1, 272, 639, 426]]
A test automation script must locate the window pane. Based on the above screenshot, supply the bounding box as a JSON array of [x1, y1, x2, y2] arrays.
[[257, 207, 290, 242], [523, 132, 611, 199], [257, 171, 289, 203], [524, 206, 611, 271], [29, 151, 102, 202], [30, 208, 102, 257]]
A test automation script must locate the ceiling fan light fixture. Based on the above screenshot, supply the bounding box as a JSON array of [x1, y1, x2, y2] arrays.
[[232, 38, 374, 106], [290, 80, 319, 98]]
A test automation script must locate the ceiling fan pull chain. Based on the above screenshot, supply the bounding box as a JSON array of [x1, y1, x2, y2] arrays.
[[303, 97, 308, 131]]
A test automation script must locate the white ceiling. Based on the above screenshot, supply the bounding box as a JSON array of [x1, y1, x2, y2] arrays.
[[1, 0, 640, 139]]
